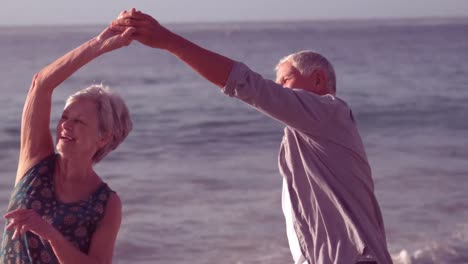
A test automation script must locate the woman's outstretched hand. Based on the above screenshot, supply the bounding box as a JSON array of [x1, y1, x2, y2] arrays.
[[95, 15, 135, 54], [111, 8, 172, 50]]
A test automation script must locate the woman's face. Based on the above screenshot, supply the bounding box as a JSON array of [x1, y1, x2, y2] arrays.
[[56, 98, 106, 162]]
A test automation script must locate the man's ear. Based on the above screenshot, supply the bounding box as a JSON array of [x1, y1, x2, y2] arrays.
[[311, 69, 325, 86], [310, 69, 328, 94]]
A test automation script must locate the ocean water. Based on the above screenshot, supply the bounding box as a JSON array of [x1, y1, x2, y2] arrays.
[[0, 17, 467, 263]]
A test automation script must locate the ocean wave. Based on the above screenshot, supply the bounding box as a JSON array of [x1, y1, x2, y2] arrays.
[[392, 233, 468, 264]]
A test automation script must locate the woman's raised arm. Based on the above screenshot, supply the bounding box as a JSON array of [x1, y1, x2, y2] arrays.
[[16, 25, 135, 184]]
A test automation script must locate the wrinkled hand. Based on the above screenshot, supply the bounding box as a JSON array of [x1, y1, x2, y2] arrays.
[[4, 209, 59, 241], [111, 8, 172, 49], [95, 14, 135, 53]]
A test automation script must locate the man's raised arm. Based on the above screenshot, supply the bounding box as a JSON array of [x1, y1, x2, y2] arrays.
[[112, 8, 234, 88]]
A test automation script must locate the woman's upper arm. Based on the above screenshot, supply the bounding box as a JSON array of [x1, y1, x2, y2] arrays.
[[88, 193, 122, 264], [16, 74, 55, 184]]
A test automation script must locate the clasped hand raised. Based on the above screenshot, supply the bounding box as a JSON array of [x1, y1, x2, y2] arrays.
[[110, 8, 172, 50]]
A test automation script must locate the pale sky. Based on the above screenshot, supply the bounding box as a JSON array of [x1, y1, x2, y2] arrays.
[[2, 0, 468, 26]]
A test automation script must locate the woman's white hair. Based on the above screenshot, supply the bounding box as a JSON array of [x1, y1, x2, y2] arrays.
[[66, 84, 132, 163], [275, 50, 336, 94]]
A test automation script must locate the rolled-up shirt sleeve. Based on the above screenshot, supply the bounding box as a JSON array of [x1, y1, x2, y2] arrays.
[[222, 61, 338, 134]]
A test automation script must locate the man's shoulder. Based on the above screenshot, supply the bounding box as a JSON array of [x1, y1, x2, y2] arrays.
[[292, 90, 350, 110]]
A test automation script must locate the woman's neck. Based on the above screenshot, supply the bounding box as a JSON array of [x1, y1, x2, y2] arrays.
[[55, 155, 95, 183], [54, 154, 103, 203]]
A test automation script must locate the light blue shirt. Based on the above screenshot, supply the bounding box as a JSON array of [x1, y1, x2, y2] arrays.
[[223, 62, 393, 264]]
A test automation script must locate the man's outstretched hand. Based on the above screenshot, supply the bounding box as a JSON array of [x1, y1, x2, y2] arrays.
[[110, 8, 234, 88]]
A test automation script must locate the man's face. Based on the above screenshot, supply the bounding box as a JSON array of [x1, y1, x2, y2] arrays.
[[275, 61, 328, 95], [275, 61, 309, 89]]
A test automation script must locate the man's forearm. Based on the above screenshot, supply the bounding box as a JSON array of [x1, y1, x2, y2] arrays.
[[164, 29, 235, 88]]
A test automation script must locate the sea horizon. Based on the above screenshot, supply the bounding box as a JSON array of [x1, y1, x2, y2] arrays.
[[0, 15, 467, 29]]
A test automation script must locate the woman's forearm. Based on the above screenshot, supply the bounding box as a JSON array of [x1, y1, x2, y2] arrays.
[[33, 37, 106, 93], [49, 234, 101, 264]]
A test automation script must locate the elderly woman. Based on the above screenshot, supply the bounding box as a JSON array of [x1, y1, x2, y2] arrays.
[[0, 19, 135, 263]]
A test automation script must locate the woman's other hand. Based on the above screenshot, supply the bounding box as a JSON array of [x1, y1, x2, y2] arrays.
[[4, 209, 60, 242]]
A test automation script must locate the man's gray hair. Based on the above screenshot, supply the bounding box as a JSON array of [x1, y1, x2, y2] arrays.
[[66, 84, 133, 163], [276, 50, 336, 94]]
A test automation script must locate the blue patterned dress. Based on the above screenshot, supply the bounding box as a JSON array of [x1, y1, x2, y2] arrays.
[[0, 154, 114, 263]]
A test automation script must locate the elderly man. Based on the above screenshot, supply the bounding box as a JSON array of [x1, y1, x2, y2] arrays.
[[113, 8, 393, 264]]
